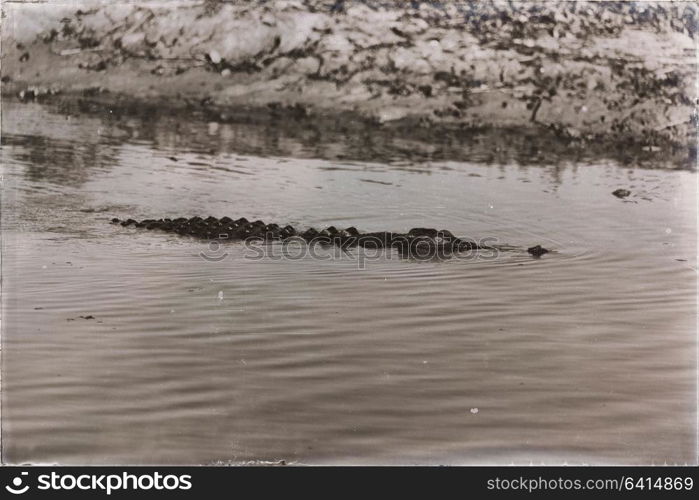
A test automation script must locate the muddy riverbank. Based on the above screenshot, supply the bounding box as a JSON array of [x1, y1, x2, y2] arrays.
[[1, 1, 697, 166]]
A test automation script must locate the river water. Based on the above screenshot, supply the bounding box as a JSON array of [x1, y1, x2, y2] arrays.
[[1, 100, 696, 465]]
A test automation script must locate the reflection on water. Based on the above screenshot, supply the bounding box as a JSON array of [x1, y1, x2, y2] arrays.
[[1, 100, 696, 465]]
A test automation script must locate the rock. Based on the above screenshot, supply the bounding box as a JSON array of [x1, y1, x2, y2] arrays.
[[390, 47, 432, 74], [266, 56, 295, 77], [612, 188, 631, 198], [120, 32, 146, 51], [418, 85, 432, 97], [322, 33, 353, 52], [375, 107, 410, 124], [208, 50, 222, 64], [294, 56, 320, 75]]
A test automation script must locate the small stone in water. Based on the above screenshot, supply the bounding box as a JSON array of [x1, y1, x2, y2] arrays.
[[612, 188, 631, 198]]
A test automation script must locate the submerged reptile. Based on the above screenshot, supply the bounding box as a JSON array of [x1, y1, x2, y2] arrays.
[[111, 217, 550, 257]]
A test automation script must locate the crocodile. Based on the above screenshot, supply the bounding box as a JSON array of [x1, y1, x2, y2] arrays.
[[111, 217, 550, 257]]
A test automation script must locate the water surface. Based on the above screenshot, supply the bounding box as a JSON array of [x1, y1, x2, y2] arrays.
[[1, 101, 696, 464]]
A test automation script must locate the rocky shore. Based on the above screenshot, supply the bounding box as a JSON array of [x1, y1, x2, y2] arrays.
[[2, 1, 697, 165]]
